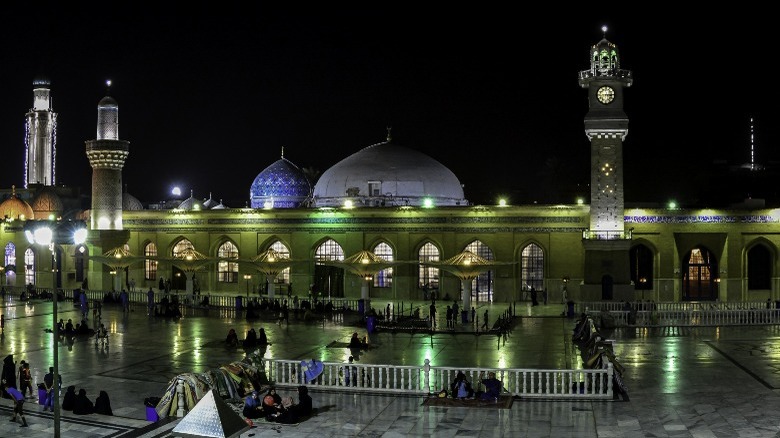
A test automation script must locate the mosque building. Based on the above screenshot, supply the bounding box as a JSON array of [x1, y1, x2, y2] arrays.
[[1, 31, 779, 306]]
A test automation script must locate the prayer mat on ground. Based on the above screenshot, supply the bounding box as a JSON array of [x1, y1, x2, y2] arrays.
[[421, 395, 514, 409]]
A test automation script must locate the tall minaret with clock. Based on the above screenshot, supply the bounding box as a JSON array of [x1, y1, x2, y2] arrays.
[[578, 26, 633, 299]]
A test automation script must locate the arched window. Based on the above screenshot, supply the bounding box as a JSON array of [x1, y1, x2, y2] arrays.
[[270, 241, 291, 284], [373, 242, 393, 287], [25, 248, 35, 285], [217, 241, 239, 283], [418, 242, 440, 289], [314, 239, 345, 298], [315, 239, 344, 262], [4, 242, 15, 266], [748, 245, 772, 290], [630, 244, 653, 290], [521, 244, 544, 294], [173, 239, 194, 256], [144, 242, 158, 280], [465, 240, 494, 303]]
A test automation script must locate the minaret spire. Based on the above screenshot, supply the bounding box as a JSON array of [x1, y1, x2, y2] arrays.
[[281, 146, 285, 158], [25, 77, 57, 188], [86, 83, 130, 230]]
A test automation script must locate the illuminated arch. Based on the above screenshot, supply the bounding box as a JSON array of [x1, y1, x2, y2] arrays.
[[217, 240, 239, 283], [372, 241, 394, 288], [464, 240, 494, 303], [418, 241, 440, 289]]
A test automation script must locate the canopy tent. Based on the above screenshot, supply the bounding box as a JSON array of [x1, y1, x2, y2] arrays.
[[319, 250, 411, 305], [88, 247, 145, 292], [421, 250, 515, 311]]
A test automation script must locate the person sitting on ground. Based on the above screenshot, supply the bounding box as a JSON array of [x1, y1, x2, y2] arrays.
[[73, 388, 95, 415], [62, 385, 77, 410], [261, 387, 285, 419], [244, 328, 257, 348], [65, 319, 74, 335], [242, 390, 263, 419], [258, 328, 268, 345], [450, 371, 474, 399], [225, 328, 238, 347], [477, 371, 502, 401], [78, 320, 94, 336], [274, 385, 313, 424], [94, 390, 113, 415], [348, 332, 362, 348]]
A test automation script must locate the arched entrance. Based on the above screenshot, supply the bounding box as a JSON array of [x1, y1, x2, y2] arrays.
[[682, 247, 718, 301]]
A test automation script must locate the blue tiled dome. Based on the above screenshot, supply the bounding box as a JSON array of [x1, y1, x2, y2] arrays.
[[250, 157, 311, 208]]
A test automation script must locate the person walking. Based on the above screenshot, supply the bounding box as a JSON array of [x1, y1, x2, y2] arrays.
[[481, 309, 489, 331], [121, 289, 130, 313], [79, 292, 88, 320], [471, 306, 476, 324], [429, 302, 437, 329], [446, 305, 453, 329], [7, 386, 28, 427]]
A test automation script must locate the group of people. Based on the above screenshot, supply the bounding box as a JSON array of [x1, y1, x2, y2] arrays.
[[57, 318, 95, 337], [62, 386, 113, 415], [446, 370, 503, 401], [226, 327, 269, 348], [243, 385, 312, 424], [2, 353, 112, 428]]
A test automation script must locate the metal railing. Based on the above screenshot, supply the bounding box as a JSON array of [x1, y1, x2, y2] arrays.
[[585, 307, 780, 327], [261, 358, 614, 400]]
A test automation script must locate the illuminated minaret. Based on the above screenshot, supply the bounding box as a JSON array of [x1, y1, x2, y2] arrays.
[[579, 26, 632, 235], [85, 81, 130, 230], [24, 77, 58, 188], [578, 26, 633, 297]]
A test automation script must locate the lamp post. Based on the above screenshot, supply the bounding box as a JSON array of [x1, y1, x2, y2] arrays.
[[244, 274, 251, 298], [25, 220, 87, 438]]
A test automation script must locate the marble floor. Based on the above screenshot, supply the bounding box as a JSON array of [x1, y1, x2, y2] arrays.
[[2, 297, 780, 437]]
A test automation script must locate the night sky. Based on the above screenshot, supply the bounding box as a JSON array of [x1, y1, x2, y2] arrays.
[[0, 6, 776, 208]]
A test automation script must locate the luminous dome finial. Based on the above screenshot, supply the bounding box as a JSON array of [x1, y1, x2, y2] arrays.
[[386, 125, 392, 142], [601, 25, 607, 36]]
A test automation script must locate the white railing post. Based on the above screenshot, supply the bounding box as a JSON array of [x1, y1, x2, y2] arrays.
[[423, 359, 431, 394], [176, 378, 186, 418]]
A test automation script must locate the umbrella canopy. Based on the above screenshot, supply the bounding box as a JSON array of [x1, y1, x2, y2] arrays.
[[422, 250, 513, 280], [246, 248, 297, 276], [89, 247, 145, 271], [157, 247, 215, 273], [320, 250, 407, 278]]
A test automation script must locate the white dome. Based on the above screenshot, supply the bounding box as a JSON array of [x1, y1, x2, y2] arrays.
[[313, 141, 468, 207]]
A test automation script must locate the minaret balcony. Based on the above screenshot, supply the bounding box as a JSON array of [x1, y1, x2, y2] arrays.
[[582, 229, 632, 240]]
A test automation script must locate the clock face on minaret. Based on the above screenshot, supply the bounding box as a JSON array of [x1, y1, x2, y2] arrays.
[[597, 86, 615, 104]]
